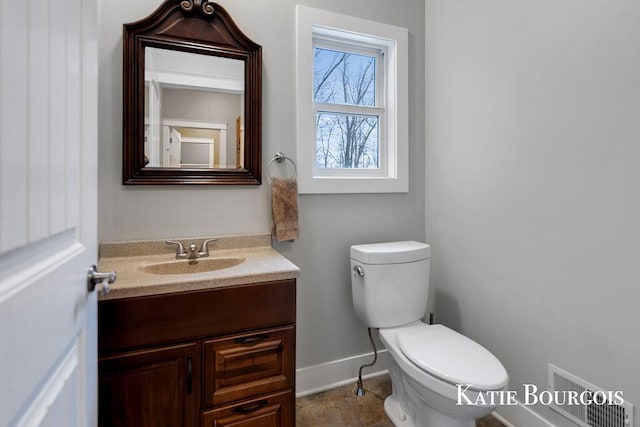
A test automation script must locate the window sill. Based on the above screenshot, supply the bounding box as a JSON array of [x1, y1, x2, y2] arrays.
[[297, 174, 408, 194]]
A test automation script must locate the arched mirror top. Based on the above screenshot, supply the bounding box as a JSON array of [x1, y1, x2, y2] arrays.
[[123, 0, 262, 185]]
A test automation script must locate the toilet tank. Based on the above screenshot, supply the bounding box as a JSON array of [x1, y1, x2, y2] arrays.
[[350, 241, 431, 328]]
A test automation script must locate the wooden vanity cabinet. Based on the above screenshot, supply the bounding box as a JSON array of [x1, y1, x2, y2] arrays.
[[98, 343, 199, 427], [98, 279, 296, 427]]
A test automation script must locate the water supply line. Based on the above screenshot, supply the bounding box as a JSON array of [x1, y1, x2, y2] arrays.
[[355, 327, 378, 397]]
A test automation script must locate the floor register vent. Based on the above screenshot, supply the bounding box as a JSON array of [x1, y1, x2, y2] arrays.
[[548, 364, 633, 427]]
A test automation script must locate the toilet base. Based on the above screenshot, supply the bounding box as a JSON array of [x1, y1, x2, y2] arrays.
[[384, 394, 414, 426], [384, 394, 475, 427], [384, 362, 488, 427]]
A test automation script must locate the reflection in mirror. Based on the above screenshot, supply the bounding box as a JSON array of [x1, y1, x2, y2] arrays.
[[123, 1, 261, 184], [144, 48, 245, 169]]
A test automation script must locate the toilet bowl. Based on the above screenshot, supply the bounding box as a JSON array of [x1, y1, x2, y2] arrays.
[[350, 241, 508, 427], [380, 322, 508, 427]]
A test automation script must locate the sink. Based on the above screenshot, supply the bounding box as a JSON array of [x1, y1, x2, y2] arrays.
[[139, 257, 245, 275]]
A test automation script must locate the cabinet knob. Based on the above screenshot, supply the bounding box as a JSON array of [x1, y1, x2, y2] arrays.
[[186, 356, 193, 394], [233, 400, 268, 414], [234, 334, 269, 344]]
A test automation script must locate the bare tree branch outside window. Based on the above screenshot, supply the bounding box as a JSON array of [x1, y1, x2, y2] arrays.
[[313, 48, 379, 169]]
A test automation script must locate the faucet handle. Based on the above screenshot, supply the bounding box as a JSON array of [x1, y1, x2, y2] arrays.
[[199, 238, 218, 257], [166, 240, 186, 258]]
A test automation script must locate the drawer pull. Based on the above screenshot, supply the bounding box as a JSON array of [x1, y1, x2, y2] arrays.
[[234, 334, 269, 344], [233, 400, 268, 414], [186, 356, 193, 394]]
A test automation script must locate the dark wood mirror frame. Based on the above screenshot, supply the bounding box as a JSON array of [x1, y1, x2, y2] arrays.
[[123, 0, 261, 185]]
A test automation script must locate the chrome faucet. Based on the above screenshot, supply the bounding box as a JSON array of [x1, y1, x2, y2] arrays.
[[166, 238, 218, 259], [198, 238, 217, 257], [187, 243, 199, 259], [166, 240, 187, 258]]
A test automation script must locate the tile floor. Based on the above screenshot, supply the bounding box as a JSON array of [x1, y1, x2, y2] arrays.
[[296, 375, 506, 427]]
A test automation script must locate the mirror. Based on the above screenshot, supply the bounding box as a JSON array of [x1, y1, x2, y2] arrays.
[[144, 48, 245, 169], [123, 1, 262, 184]]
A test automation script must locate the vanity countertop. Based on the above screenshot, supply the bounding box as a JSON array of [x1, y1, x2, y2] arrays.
[[97, 233, 299, 300]]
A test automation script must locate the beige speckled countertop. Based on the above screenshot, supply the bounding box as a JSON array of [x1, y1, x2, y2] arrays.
[[97, 233, 299, 300]]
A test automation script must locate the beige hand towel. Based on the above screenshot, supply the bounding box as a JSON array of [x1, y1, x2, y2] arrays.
[[271, 177, 299, 242]]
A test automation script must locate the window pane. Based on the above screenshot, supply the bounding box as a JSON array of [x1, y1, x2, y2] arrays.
[[313, 47, 376, 106], [315, 112, 379, 169]]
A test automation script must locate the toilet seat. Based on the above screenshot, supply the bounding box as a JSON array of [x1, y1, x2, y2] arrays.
[[397, 324, 508, 391]]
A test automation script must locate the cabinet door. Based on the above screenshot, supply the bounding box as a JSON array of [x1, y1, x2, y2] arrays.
[[203, 326, 295, 407], [99, 342, 198, 427], [201, 391, 294, 427]]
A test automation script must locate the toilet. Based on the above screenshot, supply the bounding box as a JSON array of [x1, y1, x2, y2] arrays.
[[350, 241, 508, 427]]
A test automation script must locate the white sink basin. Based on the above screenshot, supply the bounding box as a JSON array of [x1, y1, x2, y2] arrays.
[[138, 257, 245, 275]]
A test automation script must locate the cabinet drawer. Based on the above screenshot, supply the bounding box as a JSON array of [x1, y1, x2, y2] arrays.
[[203, 326, 295, 407], [99, 279, 296, 355], [201, 390, 294, 427]]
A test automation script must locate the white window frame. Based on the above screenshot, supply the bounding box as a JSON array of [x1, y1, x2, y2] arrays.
[[296, 5, 408, 194]]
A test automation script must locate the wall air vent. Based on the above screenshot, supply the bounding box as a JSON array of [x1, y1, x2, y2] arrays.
[[548, 364, 633, 427]]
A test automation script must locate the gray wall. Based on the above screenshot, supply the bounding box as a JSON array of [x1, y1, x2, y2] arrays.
[[99, 0, 425, 369], [426, 0, 640, 424]]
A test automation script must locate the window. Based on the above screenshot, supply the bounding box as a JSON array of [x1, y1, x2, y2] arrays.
[[314, 43, 383, 172], [296, 6, 408, 193]]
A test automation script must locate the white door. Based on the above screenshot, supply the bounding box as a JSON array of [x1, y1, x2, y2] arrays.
[[147, 83, 162, 167], [170, 127, 182, 167], [0, 0, 99, 426]]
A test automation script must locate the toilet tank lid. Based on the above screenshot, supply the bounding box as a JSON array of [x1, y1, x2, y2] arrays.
[[350, 241, 430, 264]]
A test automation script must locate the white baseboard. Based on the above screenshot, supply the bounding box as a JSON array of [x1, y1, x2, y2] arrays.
[[494, 402, 557, 427], [296, 350, 392, 398]]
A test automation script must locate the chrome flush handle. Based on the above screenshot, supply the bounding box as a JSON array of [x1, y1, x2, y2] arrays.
[[353, 265, 365, 277]]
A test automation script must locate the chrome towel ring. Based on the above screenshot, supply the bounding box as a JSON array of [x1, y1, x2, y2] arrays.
[[268, 152, 297, 181]]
